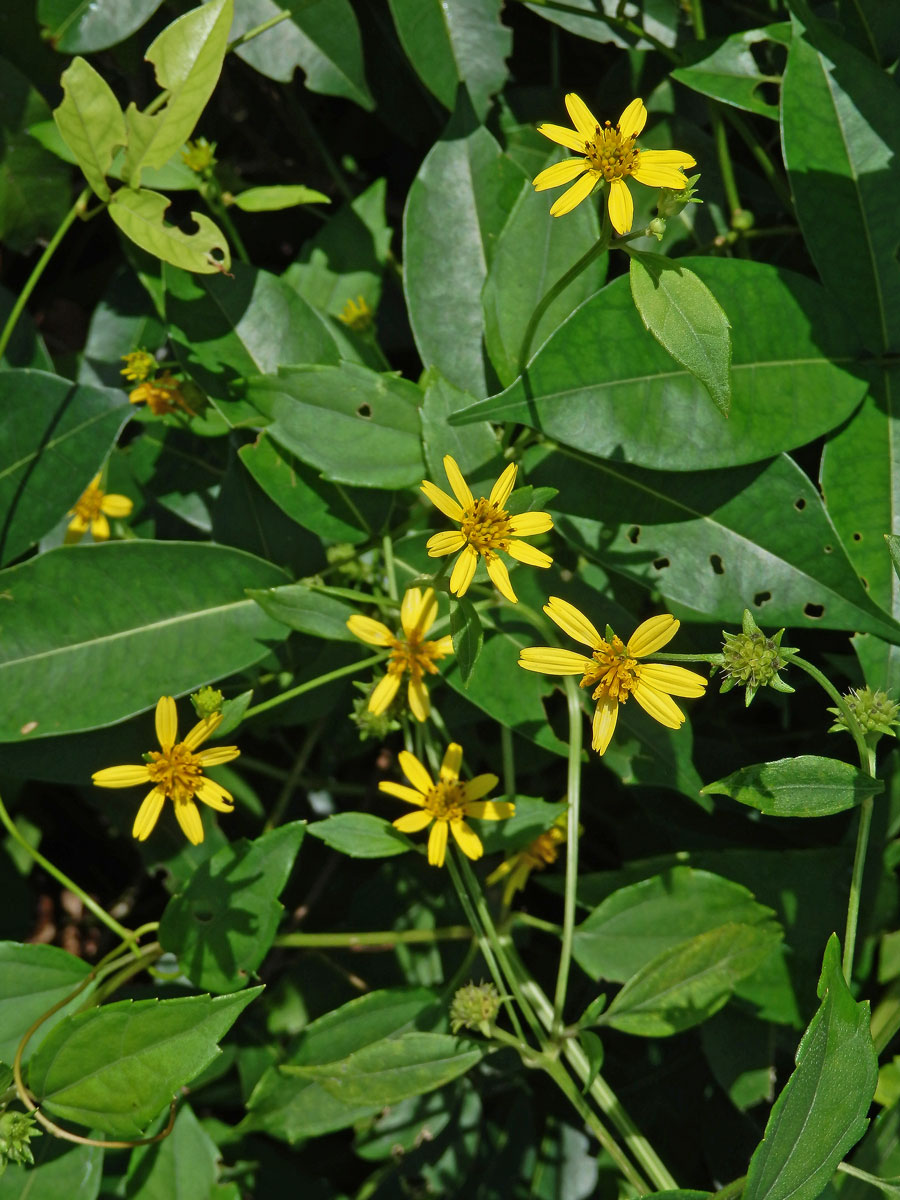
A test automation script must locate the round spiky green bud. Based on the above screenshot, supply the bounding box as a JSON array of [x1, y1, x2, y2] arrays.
[[718, 610, 795, 706], [190, 686, 225, 718], [450, 981, 501, 1034], [828, 686, 900, 745], [0, 1111, 41, 1174]]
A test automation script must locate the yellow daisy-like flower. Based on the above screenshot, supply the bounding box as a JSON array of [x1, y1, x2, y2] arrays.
[[338, 294, 374, 332], [347, 587, 453, 722], [92, 696, 240, 845], [533, 94, 696, 234], [120, 350, 157, 383], [66, 475, 133, 543], [519, 598, 707, 755], [486, 814, 567, 908], [129, 371, 194, 416], [380, 743, 515, 867], [422, 455, 553, 604]]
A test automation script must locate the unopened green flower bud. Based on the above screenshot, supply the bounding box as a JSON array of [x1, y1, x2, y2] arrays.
[[656, 173, 702, 218], [0, 1111, 41, 1173], [731, 208, 755, 232], [349, 683, 400, 741], [828, 686, 900, 744], [719, 610, 795, 706], [190, 686, 224, 718], [450, 981, 501, 1034], [647, 217, 667, 241], [181, 137, 217, 175]]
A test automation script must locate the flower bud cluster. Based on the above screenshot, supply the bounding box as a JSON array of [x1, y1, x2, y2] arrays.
[[719, 611, 794, 706], [829, 686, 900, 743], [450, 981, 501, 1033], [0, 1111, 40, 1174]]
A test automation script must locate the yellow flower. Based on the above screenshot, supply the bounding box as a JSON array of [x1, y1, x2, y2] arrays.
[[92, 696, 240, 845], [338, 294, 374, 332], [120, 350, 156, 383], [181, 137, 217, 175], [347, 587, 453, 722], [421, 455, 553, 603], [486, 814, 567, 907], [380, 743, 514, 867], [533, 94, 696, 234], [129, 371, 194, 416], [66, 475, 133, 543], [519, 598, 707, 754]]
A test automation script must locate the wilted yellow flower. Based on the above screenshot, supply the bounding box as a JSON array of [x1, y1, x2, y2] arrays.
[[533, 94, 696, 233], [120, 350, 156, 383], [487, 814, 567, 907], [181, 137, 217, 174], [380, 743, 514, 867], [129, 371, 194, 416], [338, 294, 374, 332], [92, 696, 240, 844], [421, 455, 553, 603], [66, 475, 133, 543], [519, 598, 707, 754], [347, 587, 453, 722]]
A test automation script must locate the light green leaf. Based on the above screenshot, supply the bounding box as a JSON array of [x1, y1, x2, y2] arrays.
[[702, 756, 883, 817], [38, 0, 164, 52], [629, 251, 732, 416], [388, 0, 511, 120], [0, 1140, 103, 1200], [248, 582, 359, 641], [231, 184, 330, 211], [0, 542, 289, 742], [420, 367, 499, 482], [159, 824, 305, 992], [289, 1032, 482, 1108], [122, 0, 234, 187], [0, 369, 130, 566], [52, 57, 126, 200], [122, 1104, 219, 1200], [601, 922, 783, 1036], [671, 23, 790, 119], [743, 935, 877, 1200], [108, 187, 230, 274], [307, 813, 413, 858], [27, 989, 261, 1137], [0, 943, 93, 1066]]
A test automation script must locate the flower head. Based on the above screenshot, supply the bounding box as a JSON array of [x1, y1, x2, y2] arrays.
[[422, 455, 553, 603], [129, 371, 194, 416], [450, 981, 502, 1033], [66, 475, 133, 543], [92, 696, 240, 844], [533, 94, 696, 234], [829, 686, 900, 743], [181, 137, 217, 175], [380, 743, 514, 867], [519, 598, 707, 754], [486, 814, 567, 907], [347, 587, 453, 722], [120, 350, 157, 383], [719, 610, 794, 705], [338, 294, 374, 332]]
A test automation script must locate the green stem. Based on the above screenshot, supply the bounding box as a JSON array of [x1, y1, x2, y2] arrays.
[[513, 912, 563, 936], [0, 188, 90, 361], [517, 216, 610, 375], [552, 676, 583, 1034], [783, 653, 869, 767], [843, 746, 877, 979], [382, 533, 398, 601], [203, 183, 250, 263], [0, 792, 137, 950], [711, 107, 743, 224], [508, 0, 677, 60], [721, 109, 794, 213], [715, 1176, 747, 1200], [226, 8, 291, 53], [836, 1163, 900, 1196], [276, 925, 473, 948], [264, 719, 325, 831], [89, 942, 163, 1005], [871, 980, 900, 1054], [243, 652, 387, 719]]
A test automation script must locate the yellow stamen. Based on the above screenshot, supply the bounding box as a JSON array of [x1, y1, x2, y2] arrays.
[[422, 780, 467, 823], [460, 496, 513, 554], [584, 121, 640, 181], [146, 743, 205, 805], [581, 635, 642, 705], [70, 482, 106, 524]]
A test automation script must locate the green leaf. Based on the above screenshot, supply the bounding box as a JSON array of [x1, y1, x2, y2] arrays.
[[450, 595, 483, 687], [248, 363, 425, 490], [121, 0, 234, 187], [420, 367, 499, 482], [403, 118, 525, 397], [0, 943, 93, 1066], [0, 541, 289, 742], [0, 369, 130, 566], [231, 184, 330, 211], [244, 987, 440, 1141], [671, 24, 790, 119], [232, 0, 373, 109], [307, 813, 413, 858], [248, 582, 359, 641], [743, 935, 878, 1200], [387, 0, 511, 121], [122, 1103, 219, 1200], [781, 18, 900, 354], [52, 57, 126, 200], [629, 251, 732, 416], [889, 535, 900, 582], [28, 988, 260, 1137], [483, 163, 606, 387], [30, 120, 200, 192], [702, 756, 883, 817], [38, 0, 164, 52], [452, 260, 865, 470], [572, 867, 777, 982], [159, 823, 305, 992], [0, 1139, 103, 1200], [288, 1031, 482, 1108], [477, 795, 567, 858], [0, 286, 52, 371], [108, 188, 230, 274], [600, 922, 783, 1036], [525, 447, 900, 642]]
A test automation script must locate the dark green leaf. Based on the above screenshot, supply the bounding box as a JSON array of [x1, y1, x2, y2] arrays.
[[450, 595, 483, 686], [122, 1103, 219, 1200], [420, 367, 499, 482], [0, 1139, 103, 1200], [743, 935, 877, 1200], [248, 582, 359, 641], [0, 943, 93, 1065], [307, 813, 413, 858], [0, 542, 289, 742], [671, 24, 790, 119], [38, 0, 164, 52], [702, 756, 883, 817], [28, 988, 261, 1137]]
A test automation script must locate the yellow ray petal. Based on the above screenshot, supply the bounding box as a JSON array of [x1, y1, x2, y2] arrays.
[[451, 819, 483, 861], [440, 743, 463, 783], [394, 810, 433, 833], [399, 750, 435, 794], [544, 596, 602, 648], [618, 97, 647, 139], [194, 776, 235, 811], [592, 696, 619, 754], [631, 159, 693, 189], [565, 92, 601, 138], [518, 647, 592, 674], [133, 788, 165, 841], [607, 177, 633, 235], [632, 681, 685, 728], [421, 480, 464, 522], [443, 455, 474, 509], [489, 462, 517, 508], [627, 613, 679, 657], [155, 696, 177, 752], [639, 663, 708, 698], [408, 676, 430, 723], [92, 764, 151, 788], [533, 159, 589, 191], [90, 514, 110, 540], [450, 544, 478, 596], [464, 773, 499, 801], [100, 493, 133, 518], [183, 712, 222, 751], [369, 671, 401, 715], [506, 540, 552, 568], [466, 800, 515, 821], [508, 512, 554, 536], [174, 797, 204, 845], [427, 530, 467, 557], [550, 170, 599, 217], [197, 745, 241, 767], [347, 614, 395, 646], [428, 820, 449, 866], [486, 554, 517, 603], [537, 122, 588, 153], [379, 781, 427, 806]]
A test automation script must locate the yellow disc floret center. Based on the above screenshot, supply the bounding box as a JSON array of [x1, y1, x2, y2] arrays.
[[387, 636, 445, 681], [524, 830, 562, 870], [423, 780, 467, 823], [585, 122, 639, 182], [147, 743, 204, 804], [72, 484, 106, 523], [581, 635, 642, 705], [460, 497, 512, 555]]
